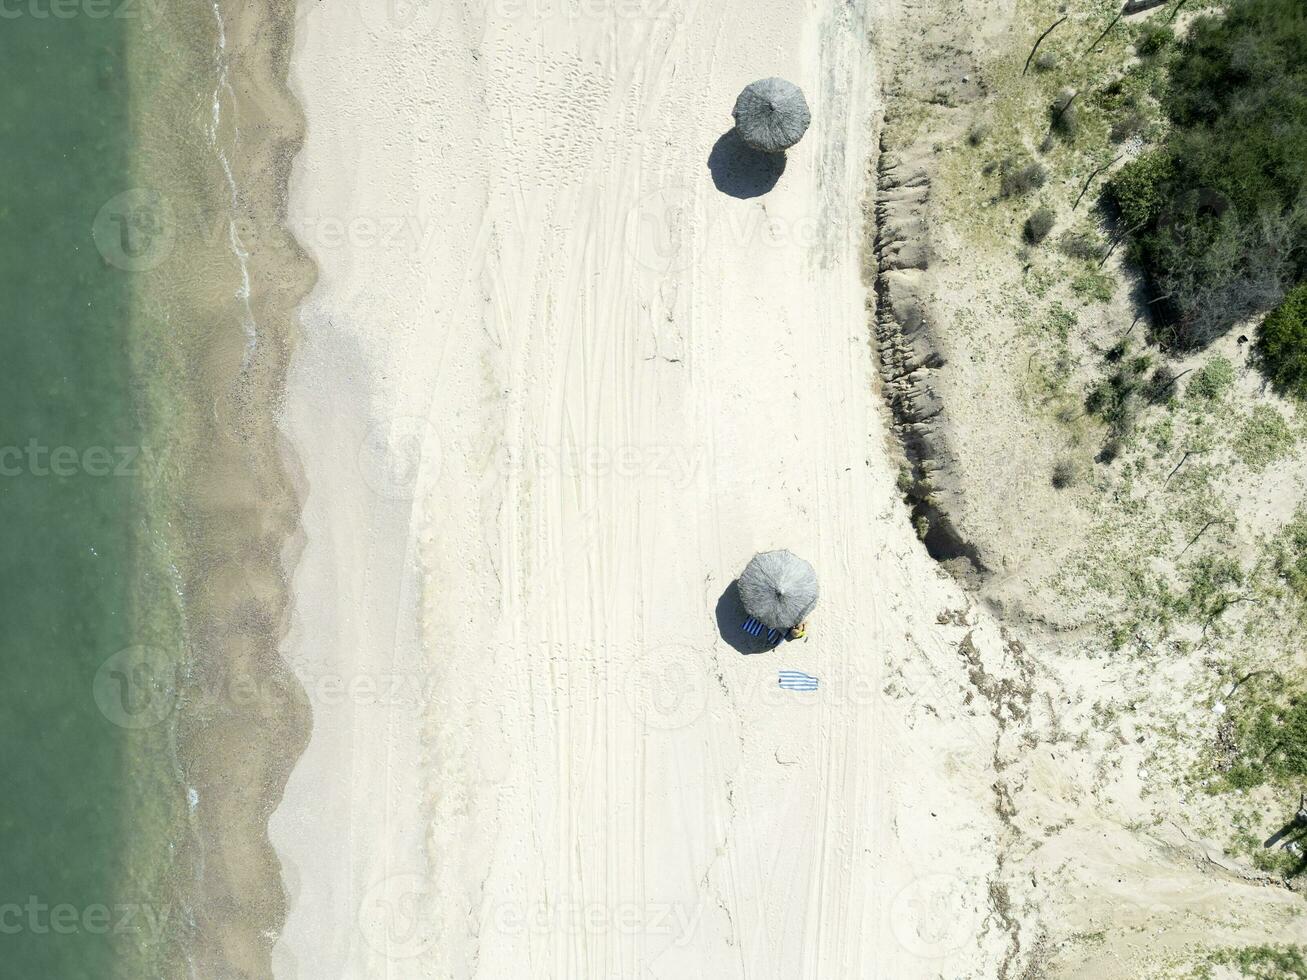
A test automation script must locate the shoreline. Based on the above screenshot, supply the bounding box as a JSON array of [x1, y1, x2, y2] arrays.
[[126, 0, 315, 973]]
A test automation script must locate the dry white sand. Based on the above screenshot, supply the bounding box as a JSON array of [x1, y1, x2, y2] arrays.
[[272, 1, 1012, 977]]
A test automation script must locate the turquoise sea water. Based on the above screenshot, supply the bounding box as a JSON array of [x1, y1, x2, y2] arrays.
[[0, 10, 182, 978]]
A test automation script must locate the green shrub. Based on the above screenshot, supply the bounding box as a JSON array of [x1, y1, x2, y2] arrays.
[[1051, 458, 1081, 489], [1208, 945, 1307, 978], [1187, 355, 1234, 401], [1024, 207, 1056, 243], [1105, 0, 1307, 348], [1272, 508, 1307, 609], [1106, 151, 1175, 228], [1059, 228, 1106, 261], [1235, 405, 1295, 470], [1000, 159, 1048, 198], [1225, 695, 1307, 789], [1258, 282, 1307, 399], [1147, 364, 1178, 403], [1097, 438, 1123, 464], [1109, 109, 1149, 144], [1071, 270, 1114, 303], [1087, 355, 1151, 438], [1049, 89, 1078, 142], [1134, 23, 1173, 57]]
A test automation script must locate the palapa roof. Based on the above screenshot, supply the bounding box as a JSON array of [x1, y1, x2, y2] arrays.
[[738, 549, 819, 630], [731, 78, 812, 154]]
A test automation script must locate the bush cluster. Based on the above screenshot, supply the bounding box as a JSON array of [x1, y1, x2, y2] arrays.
[[1259, 282, 1307, 398], [1049, 89, 1078, 142], [1109, 109, 1149, 145], [1058, 229, 1106, 261], [1103, 0, 1307, 349], [1134, 23, 1173, 57], [1187, 355, 1235, 402], [999, 158, 1047, 198], [1086, 351, 1154, 446], [1024, 207, 1056, 244]]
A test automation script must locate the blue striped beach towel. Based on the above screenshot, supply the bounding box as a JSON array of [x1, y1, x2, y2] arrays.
[[778, 670, 819, 692], [741, 616, 783, 646]]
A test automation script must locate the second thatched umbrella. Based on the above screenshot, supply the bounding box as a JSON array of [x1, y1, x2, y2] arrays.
[[738, 550, 819, 630], [732, 77, 812, 154]]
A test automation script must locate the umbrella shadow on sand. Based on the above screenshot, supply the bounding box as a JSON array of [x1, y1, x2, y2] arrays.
[[714, 580, 780, 655], [707, 129, 786, 200]]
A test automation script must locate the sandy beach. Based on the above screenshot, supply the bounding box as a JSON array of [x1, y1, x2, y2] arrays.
[[7, 0, 1306, 974], [271, 0, 1015, 976]]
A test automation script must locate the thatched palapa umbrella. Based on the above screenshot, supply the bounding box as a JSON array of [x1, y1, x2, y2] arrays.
[[738, 550, 819, 630], [732, 78, 812, 154]]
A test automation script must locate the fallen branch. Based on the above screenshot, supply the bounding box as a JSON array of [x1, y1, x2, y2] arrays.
[[1083, 12, 1123, 56], [1164, 447, 1208, 484], [1099, 218, 1149, 267], [1177, 517, 1223, 559], [1024, 16, 1068, 75], [1152, 366, 1192, 400], [1050, 90, 1079, 129], [1202, 594, 1257, 641], [1227, 668, 1282, 699], [1074, 155, 1121, 210], [1123, 0, 1168, 14]]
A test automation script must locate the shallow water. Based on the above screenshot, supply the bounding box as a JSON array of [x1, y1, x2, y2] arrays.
[[0, 8, 210, 978]]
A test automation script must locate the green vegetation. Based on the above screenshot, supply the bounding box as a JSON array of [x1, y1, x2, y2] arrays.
[[1108, 152, 1174, 229], [1271, 508, 1307, 611], [1093, 71, 1160, 146], [1048, 88, 1079, 143], [1104, 0, 1307, 349], [1234, 405, 1295, 470], [1059, 228, 1105, 261], [1214, 511, 1307, 791], [999, 158, 1047, 198], [1206, 945, 1307, 979], [1025, 206, 1055, 244], [1134, 23, 1173, 58], [1051, 457, 1081, 489], [967, 120, 991, 146], [1071, 269, 1113, 303], [1220, 691, 1307, 790], [1187, 356, 1234, 402], [1086, 350, 1156, 449], [1259, 282, 1307, 399]]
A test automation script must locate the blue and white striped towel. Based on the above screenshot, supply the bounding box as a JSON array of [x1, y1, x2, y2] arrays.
[[778, 670, 819, 692]]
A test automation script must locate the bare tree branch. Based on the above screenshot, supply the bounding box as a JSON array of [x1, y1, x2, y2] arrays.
[[1074, 155, 1121, 210], [1024, 16, 1068, 75], [1083, 13, 1123, 57]]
